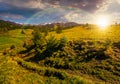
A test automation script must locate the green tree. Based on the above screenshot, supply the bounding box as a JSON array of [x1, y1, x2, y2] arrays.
[[56, 27, 62, 34], [58, 36, 67, 50], [33, 30, 46, 54]]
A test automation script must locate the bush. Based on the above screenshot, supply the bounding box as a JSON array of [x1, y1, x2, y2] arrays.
[[10, 45, 15, 49], [58, 36, 67, 50], [56, 27, 62, 34], [21, 29, 25, 34], [45, 68, 67, 80], [16, 57, 68, 80], [104, 47, 116, 59]]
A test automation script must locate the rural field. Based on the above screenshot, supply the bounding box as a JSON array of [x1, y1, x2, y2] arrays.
[[0, 21, 120, 84]]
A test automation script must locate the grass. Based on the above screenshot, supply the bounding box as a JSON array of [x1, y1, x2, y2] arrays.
[[0, 36, 22, 50], [0, 55, 97, 84], [0, 56, 43, 84], [0, 29, 33, 50], [0, 25, 120, 84], [48, 26, 120, 41]]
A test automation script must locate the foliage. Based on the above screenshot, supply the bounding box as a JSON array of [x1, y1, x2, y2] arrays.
[[10, 45, 15, 50], [42, 40, 120, 83], [15, 57, 96, 84], [23, 29, 67, 61], [56, 27, 62, 34]]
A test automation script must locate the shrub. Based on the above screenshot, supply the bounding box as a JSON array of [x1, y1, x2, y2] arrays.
[[56, 27, 62, 34], [21, 29, 25, 34], [58, 36, 67, 50], [113, 41, 120, 49], [104, 47, 116, 59], [45, 68, 67, 80], [16, 57, 68, 80], [10, 45, 15, 50]]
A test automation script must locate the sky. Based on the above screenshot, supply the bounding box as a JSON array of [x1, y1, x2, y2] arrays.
[[0, 0, 119, 24]]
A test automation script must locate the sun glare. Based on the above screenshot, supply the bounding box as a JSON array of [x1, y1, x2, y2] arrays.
[[95, 15, 111, 29]]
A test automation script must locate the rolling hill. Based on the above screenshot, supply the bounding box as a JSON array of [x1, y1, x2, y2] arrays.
[[0, 20, 120, 84]]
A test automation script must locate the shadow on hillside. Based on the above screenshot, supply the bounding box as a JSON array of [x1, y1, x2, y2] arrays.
[[21, 49, 56, 63]]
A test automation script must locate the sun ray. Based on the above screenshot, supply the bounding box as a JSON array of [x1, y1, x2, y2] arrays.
[[95, 15, 111, 29]]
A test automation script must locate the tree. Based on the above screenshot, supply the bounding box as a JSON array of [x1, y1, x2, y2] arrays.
[[33, 29, 46, 54], [58, 36, 67, 50], [56, 27, 62, 34]]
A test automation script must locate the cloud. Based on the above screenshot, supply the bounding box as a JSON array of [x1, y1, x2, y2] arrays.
[[0, 0, 46, 9], [0, 0, 108, 12], [64, 12, 80, 22], [0, 0, 119, 23], [107, 1, 120, 13], [116, 0, 120, 4], [0, 2, 42, 18], [0, 13, 25, 19], [64, 11, 93, 23], [95, 0, 120, 23], [41, 0, 107, 12]]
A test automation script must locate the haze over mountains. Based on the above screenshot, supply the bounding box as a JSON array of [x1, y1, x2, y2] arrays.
[[0, 19, 80, 31]]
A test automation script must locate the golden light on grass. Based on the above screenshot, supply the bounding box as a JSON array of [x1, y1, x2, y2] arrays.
[[95, 15, 111, 29]]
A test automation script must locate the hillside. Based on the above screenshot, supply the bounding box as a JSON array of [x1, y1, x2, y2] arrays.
[[0, 55, 98, 84], [0, 22, 120, 84], [48, 25, 120, 41]]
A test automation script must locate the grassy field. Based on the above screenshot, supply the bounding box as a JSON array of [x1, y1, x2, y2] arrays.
[[49, 25, 120, 41], [0, 56, 44, 84], [0, 25, 120, 84], [0, 29, 33, 50]]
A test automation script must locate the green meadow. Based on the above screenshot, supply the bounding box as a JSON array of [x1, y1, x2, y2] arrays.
[[0, 29, 33, 50], [0, 24, 120, 84]]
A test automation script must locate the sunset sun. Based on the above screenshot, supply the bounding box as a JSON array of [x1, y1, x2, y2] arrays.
[[95, 15, 111, 29]]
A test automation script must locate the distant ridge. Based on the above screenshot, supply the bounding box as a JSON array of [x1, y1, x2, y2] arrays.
[[0, 19, 80, 29]]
